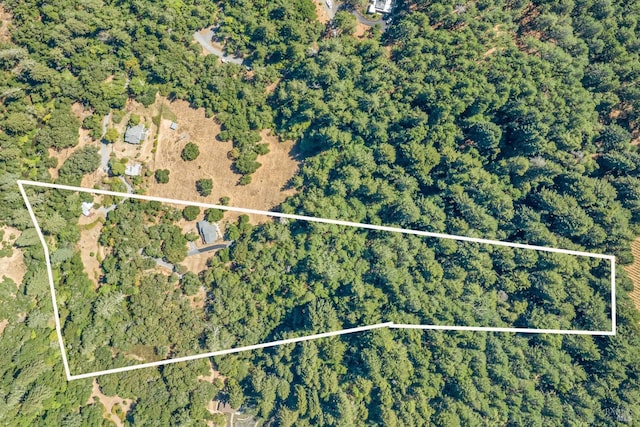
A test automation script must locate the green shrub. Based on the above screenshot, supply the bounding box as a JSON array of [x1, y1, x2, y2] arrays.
[[181, 142, 200, 161], [182, 205, 200, 221], [155, 169, 170, 183]]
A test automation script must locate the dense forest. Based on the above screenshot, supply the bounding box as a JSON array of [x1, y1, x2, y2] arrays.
[[2, 0, 640, 425]]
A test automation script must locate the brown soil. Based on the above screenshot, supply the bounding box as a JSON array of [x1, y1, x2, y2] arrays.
[[182, 252, 213, 276], [0, 319, 8, 335], [315, 0, 331, 25], [0, 226, 25, 287], [76, 214, 107, 288], [0, 5, 12, 43], [88, 379, 133, 427], [145, 98, 299, 225], [623, 238, 640, 314], [354, 22, 369, 38], [266, 78, 281, 95]]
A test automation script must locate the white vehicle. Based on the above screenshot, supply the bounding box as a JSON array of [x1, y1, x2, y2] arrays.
[[325, 0, 332, 8]]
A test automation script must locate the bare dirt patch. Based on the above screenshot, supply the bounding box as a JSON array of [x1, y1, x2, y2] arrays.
[[0, 226, 25, 287], [88, 379, 133, 427], [182, 253, 213, 276], [0, 5, 13, 43], [623, 238, 640, 314], [77, 214, 107, 288], [145, 99, 299, 225], [315, 0, 331, 25], [266, 78, 281, 95], [0, 319, 8, 336], [354, 22, 369, 38]]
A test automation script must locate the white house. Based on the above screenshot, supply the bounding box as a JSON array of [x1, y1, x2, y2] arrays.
[[81, 202, 94, 217], [368, 0, 393, 14], [125, 163, 142, 176]]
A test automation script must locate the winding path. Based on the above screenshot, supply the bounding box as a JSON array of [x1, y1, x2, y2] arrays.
[[193, 29, 244, 65], [100, 112, 112, 173], [351, 9, 387, 30], [187, 241, 233, 256]]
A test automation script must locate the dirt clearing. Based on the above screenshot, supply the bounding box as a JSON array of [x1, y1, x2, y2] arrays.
[[354, 22, 369, 38], [0, 319, 8, 335], [315, 0, 331, 25], [182, 253, 212, 277], [0, 226, 26, 287], [77, 214, 107, 288], [89, 379, 132, 427], [0, 5, 12, 43]]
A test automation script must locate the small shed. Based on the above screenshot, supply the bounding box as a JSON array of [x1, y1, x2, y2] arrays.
[[124, 124, 147, 145], [196, 220, 217, 244], [125, 163, 142, 176], [81, 202, 94, 217], [170, 122, 178, 130]]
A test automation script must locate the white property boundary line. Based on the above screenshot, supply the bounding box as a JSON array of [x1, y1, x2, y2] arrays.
[[16, 180, 617, 381]]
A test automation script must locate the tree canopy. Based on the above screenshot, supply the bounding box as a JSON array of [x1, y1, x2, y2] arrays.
[[1, 0, 640, 425]]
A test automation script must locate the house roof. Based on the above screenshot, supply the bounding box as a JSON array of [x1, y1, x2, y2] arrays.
[[372, 0, 392, 13], [125, 163, 142, 176], [124, 124, 147, 144], [196, 220, 217, 244], [81, 202, 94, 216]]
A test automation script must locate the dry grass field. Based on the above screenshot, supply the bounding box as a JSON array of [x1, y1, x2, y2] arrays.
[[623, 238, 640, 313], [77, 214, 107, 288], [145, 98, 299, 225]]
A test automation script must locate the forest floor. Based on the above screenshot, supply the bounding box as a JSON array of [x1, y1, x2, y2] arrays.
[[623, 238, 640, 313], [144, 98, 300, 225], [88, 379, 132, 427], [0, 226, 25, 287]]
